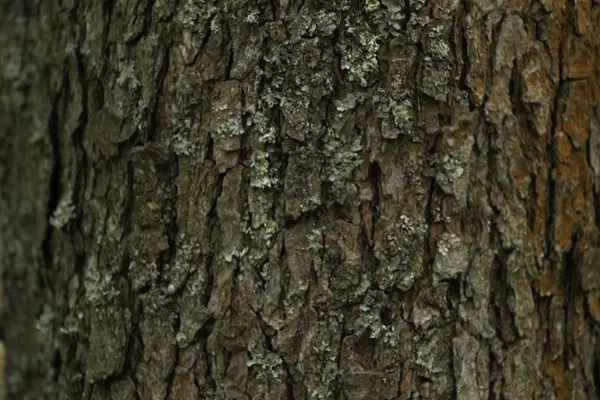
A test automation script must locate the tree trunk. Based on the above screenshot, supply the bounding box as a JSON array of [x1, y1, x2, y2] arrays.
[[2, 0, 600, 399]]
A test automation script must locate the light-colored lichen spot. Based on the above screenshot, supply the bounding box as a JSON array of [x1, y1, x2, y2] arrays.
[[171, 133, 196, 156], [215, 104, 245, 139], [357, 294, 398, 346], [248, 112, 277, 144], [116, 63, 141, 90], [49, 192, 76, 229], [340, 26, 380, 86], [307, 228, 324, 252], [178, 0, 216, 31], [246, 353, 284, 379], [250, 151, 278, 189], [324, 133, 363, 185], [374, 214, 428, 290], [244, 8, 260, 24], [433, 232, 469, 283]]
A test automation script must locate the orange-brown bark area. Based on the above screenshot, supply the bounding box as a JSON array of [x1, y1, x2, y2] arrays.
[[1, 0, 600, 399]]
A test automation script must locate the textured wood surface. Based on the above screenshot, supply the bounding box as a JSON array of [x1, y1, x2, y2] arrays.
[[1, 0, 600, 399]]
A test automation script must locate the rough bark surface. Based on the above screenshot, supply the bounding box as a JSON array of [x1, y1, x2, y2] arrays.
[[1, 0, 600, 399]]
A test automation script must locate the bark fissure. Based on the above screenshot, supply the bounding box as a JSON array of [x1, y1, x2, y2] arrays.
[[4, 0, 600, 398], [41, 90, 64, 294]]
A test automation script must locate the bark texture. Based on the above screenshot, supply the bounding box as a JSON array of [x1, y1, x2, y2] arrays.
[[1, 0, 600, 399]]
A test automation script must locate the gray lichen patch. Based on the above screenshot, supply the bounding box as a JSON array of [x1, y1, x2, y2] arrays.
[[374, 214, 428, 291], [284, 149, 322, 219], [434, 122, 476, 213], [177, 0, 217, 32], [174, 0, 216, 63], [250, 150, 278, 189], [436, 154, 467, 193], [279, 96, 315, 142], [338, 19, 380, 87], [425, 24, 452, 60], [258, 219, 279, 249], [162, 234, 203, 292], [323, 130, 363, 193], [433, 232, 469, 284], [246, 352, 284, 379], [171, 132, 196, 156], [116, 62, 141, 91], [248, 111, 277, 145], [84, 252, 120, 303], [391, 98, 415, 136], [379, 97, 415, 139], [351, 290, 399, 347], [420, 58, 452, 102], [307, 228, 324, 252], [49, 192, 75, 229], [208, 81, 244, 171], [261, 33, 334, 142], [419, 23, 455, 101]]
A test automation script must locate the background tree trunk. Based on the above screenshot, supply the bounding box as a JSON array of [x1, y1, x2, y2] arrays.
[[2, 0, 600, 399]]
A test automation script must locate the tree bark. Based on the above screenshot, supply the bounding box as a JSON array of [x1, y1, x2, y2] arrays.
[[2, 0, 600, 399]]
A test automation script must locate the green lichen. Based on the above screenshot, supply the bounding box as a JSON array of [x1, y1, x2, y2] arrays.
[[419, 25, 454, 101], [339, 25, 380, 86], [116, 63, 141, 90], [333, 93, 363, 114], [243, 217, 279, 250], [427, 25, 451, 60], [308, 339, 343, 400], [356, 292, 398, 346], [375, 215, 428, 290], [244, 8, 260, 24], [261, 219, 278, 248], [308, 360, 342, 400], [179, 0, 216, 31], [391, 98, 414, 132], [307, 228, 323, 252], [215, 105, 245, 139], [248, 112, 277, 144], [171, 133, 195, 156], [246, 353, 283, 379], [250, 150, 278, 189], [324, 134, 363, 184], [223, 246, 248, 263], [84, 253, 120, 303]]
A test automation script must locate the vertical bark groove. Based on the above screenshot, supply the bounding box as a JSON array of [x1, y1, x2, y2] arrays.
[[2, 0, 600, 399]]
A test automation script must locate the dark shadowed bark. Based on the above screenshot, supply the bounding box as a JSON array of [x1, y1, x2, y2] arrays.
[[2, 0, 600, 399]]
